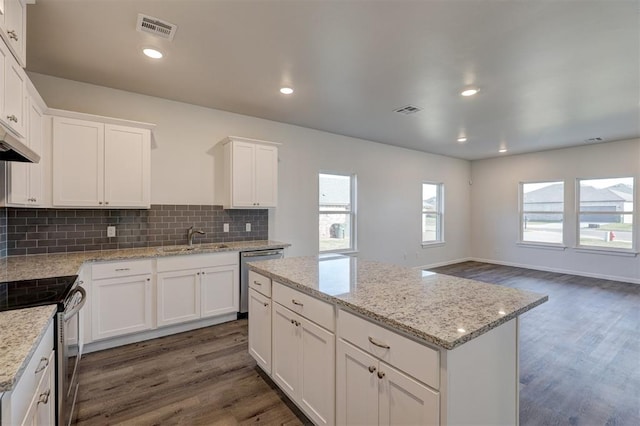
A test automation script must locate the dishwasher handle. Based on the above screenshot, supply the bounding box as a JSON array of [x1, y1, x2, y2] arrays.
[[242, 250, 284, 258]]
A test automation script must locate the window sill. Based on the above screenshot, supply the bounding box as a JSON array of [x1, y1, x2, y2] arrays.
[[421, 241, 445, 248], [573, 247, 638, 257], [517, 242, 567, 251]]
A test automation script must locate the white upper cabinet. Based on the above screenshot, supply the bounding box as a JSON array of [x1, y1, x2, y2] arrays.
[[0, 36, 26, 137], [7, 97, 43, 206], [0, 0, 26, 67], [215, 136, 279, 209], [52, 113, 152, 208]]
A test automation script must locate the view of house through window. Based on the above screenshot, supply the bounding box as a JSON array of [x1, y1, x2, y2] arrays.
[[578, 177, 634, 250], [521, 181, 564, 244], [319, 173, 355, 252], [422, 183, 443, 244]]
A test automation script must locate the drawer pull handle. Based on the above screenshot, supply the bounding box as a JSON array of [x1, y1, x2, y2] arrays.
[[115, 268, 130, 271], [253, 281, 262, 285], [37, 389, 50, 405], [368, 336, 390, 349], [34, 357, 49, 374], [368, 365, 376, 373], [377, 371, 385, 379], [291, 299, 304, 307]]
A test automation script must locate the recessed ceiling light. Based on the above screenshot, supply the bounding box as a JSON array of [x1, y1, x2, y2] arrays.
[[460, 88, 479, 97], [280, 87, 294, 95], [143, 48, 163, 59], [457, 328, 466, 333], [457, 137, 467, 143], [499, 148, 507, 153]]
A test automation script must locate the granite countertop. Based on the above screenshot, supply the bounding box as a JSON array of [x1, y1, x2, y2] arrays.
[[248, 255, 548, 350], [0, 305, 57, 392], [0, 240, 288, 393], [0, 240, 290, 282]]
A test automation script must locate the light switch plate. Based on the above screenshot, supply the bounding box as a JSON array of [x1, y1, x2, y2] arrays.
[[107, 226, 116, 237], [223, 223, 229, 233]]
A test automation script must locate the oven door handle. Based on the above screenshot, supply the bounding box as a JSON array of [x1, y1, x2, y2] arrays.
[[64, 286, 87, 322]]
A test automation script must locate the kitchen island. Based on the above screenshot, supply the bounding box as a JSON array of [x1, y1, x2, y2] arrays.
[[247, 255, 548, 425]]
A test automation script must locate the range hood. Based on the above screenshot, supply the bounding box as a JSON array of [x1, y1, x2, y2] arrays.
[[0, 125, 39, 163]]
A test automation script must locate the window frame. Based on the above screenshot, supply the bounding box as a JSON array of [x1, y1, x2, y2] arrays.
[[421, 182, 444, 247], [575, 176, 636, 253], [318, 172, 357, 254], [518, 180, 566, 247]]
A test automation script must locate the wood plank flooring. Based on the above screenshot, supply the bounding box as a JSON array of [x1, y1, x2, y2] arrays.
[[430, 262, 640, 426], [75, 319, 310, 425], [76, 262, 639, 426]]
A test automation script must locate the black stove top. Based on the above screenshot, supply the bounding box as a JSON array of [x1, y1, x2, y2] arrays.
[[0, 275, 78, 312]]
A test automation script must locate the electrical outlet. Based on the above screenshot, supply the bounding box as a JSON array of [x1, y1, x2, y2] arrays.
[[246, 223, 251, 232], [107, 226, 116, 237], [223, 223, 229, 233]]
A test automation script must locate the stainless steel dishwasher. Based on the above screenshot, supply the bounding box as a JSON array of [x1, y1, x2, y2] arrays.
[[239, 248, 284, 317]]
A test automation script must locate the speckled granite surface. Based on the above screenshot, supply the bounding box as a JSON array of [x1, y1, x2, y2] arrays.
[[248, 255, 548, 350], [0, 305, 57, 392], [0, 240, 288, 393], [0, 240, 290, 282]]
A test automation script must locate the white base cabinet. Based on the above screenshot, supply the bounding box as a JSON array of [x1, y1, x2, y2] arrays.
[[248, 288, 272, 374], [157, 269, 201, 327]]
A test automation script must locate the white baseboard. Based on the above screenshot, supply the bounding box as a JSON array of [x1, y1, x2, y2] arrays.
[[469, 257, 639, 285], [83, 313, 239, 354]]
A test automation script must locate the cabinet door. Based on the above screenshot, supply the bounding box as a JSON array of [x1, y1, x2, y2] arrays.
[[231, 141, 255, 207], [20, 354, 54, 426], [27, 101, 43, 205], [104, 124, 150, 208], [272, 303, 300, 400], [378, 362, 439, 426], [336, 339, 379, 426], [299, 316, 335, 426], [4, 53, 25, 136], [92, 274, 153, 340], [4, 0, 24, 66], [52, 117, 104, 207], [248, 288, 271, 374], [200, 264, 238, 318], [254, 144, 278, 207], [157, 269, 201, 327]]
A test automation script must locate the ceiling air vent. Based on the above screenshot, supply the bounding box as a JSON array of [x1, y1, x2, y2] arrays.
[[394, 105, 422, 115], [585, 137, 604, 143], [136, 14, 177, 41]]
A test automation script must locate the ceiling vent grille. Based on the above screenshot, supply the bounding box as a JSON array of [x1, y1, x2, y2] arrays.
[[585, 137, 604, 143], [394, 105, 422, 115], [136, 14, 177, 41]]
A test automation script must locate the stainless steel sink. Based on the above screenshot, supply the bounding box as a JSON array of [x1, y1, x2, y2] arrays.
[[158, 244, 229, 253]]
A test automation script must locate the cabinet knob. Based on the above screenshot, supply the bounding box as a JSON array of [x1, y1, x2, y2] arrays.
[[98, 201, 103, 205], [263, 302, 269, 307], [377, 371, 385, 379], [290, 319, 295, 324], [146, 278, 150, 281], [6, 114, 17, 123], [105, 201, 109, 205], [7, 30, 18, 41], [368, 365, 376, 373]]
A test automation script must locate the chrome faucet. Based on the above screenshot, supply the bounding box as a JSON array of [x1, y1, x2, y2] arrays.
[[187, 226, 206, 246]]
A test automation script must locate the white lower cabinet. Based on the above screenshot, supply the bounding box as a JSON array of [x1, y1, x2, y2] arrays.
[[157, 269, 201, 327], [201, 265, 238, 318], [20, 351, 55, 426], [92, 272, 153, 341], [272, 302, 335, 426], [248, 288, 271, 373], [337, 340, 439, 426]]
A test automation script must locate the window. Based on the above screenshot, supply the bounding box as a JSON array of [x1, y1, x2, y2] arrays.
[[520, 181, 564, 245], [319, 173, 355, 252], [422, 183, 443, 244], [577, 177, 634, 250]]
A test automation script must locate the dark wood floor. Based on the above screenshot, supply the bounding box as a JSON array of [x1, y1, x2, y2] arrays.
[[430, 261, 640, 426], [75, 319, 310, 425], [76, 262, 639, 426]]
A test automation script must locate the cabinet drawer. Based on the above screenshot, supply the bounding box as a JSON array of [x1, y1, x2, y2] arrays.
[[338, 309, 439, 389], [92, 259, 153, 279], [273, 282, 334, 332], [11, 320, 54, 424], [157, 252, 237, 272], [249, 270, 271, 297]]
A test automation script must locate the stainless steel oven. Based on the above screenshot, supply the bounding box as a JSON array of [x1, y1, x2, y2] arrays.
[[57, 282, 86, 426]]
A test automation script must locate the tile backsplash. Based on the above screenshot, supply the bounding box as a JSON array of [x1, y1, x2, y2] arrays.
[[4, 205, 268, 256]]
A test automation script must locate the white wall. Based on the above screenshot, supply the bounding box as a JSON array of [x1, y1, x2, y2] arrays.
[[470, 139, 640, 283], [30, 73, 471, 266]]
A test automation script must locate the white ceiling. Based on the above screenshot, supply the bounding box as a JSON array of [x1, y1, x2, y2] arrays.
[[26, 0, 639, 160]]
